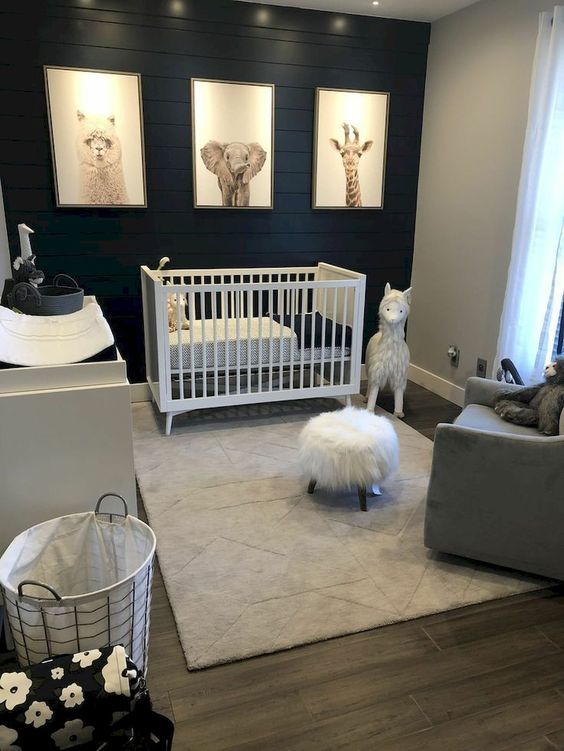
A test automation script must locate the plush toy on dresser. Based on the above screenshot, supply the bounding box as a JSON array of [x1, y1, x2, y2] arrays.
[[365, 283, 412, 418], [1, 224, 45, 307], [494, 358, 564, 435]]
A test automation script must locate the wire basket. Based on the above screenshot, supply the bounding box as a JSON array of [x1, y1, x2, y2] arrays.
[[0, 494, 156, 675]]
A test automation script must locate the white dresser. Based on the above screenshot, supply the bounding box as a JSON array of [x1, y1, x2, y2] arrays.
[[0, 354, 137, 554]]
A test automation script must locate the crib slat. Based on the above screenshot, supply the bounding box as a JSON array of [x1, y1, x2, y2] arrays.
[[175, 293, 184, 401], [212, 290, 218, 398], [289, 287, 296, 390], [224, 290, 230, 397], [341, 287, 348, 386], [258, 292, 263, 394], [189, 291, 196, 400], [320, 287, 328, 388], [279, 286, 284, 391], [310, 287, 317, 388], [247, 288, 252, 395], [330, 287, 338, 387], [200, 291, 207, 399], [236, 290, 241, 396], [299, 284, 306, 390], [268, 287, 274, 393]]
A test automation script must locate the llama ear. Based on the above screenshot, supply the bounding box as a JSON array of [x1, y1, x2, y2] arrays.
[[107, 115, 115, 125], [77, 110, 85, 121], [384, 282, 391, 296], [329, 139, 341, 152], [403, 287, 412, 304]]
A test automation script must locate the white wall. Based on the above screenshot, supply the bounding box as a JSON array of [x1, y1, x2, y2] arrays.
[[0, 180, 11, 289], [408, 0, 555, 397]]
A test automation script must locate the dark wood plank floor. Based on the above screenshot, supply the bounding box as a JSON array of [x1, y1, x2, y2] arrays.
[[141, 383, 564, 750]]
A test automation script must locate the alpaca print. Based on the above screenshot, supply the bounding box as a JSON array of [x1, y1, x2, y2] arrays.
[[76, 111, 128, 205]]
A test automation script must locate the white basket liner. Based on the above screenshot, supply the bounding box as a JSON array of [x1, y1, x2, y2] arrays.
[[0, 511, 156, 672]]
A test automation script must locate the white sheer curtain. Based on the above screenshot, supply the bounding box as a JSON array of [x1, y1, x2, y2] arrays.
[[495, 6, 564, 383]]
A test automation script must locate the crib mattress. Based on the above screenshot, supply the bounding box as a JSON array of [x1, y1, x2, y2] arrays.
[[169, 318, 351, 371], [169, 317, 296, 370]]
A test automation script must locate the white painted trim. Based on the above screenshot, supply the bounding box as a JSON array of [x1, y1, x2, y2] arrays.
[[0, 180, 10, 290], [407, 363, 464, 406], [132, 364, 465, 407], [130, 382, 152, 403], [361, 362, 463, 406]]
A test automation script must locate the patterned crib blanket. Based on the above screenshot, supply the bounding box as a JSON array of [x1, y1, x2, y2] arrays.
[[169, 317, 351, 372], [169, 317, 296, 371]]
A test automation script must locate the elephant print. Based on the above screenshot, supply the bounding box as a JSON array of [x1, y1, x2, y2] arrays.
[[200, 141, 267, 207]]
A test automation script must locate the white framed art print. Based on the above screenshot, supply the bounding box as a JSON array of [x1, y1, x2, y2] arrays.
[[44, 66, 147, 208], [192, 78, 274, 209], [313, 87, 389, 209]]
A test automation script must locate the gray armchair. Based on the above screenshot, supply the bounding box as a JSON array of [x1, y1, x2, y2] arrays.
[[424, 377, 564, 580]]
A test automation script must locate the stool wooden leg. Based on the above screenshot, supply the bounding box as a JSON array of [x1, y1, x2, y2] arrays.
[[358, 486, 367, 512], [308, 479, 317, 494]]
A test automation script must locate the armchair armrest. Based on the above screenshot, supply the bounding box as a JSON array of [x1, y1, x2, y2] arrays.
[[464, 377, 522, 408], [425, 422, 564, 578]]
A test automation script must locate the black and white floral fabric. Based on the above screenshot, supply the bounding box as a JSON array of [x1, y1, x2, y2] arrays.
[[0, 645, 140, 750]]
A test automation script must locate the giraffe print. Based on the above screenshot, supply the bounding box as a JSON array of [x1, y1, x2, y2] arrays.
[[329, 123, 373, 208]]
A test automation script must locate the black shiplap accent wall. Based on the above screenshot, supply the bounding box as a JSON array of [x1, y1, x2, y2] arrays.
[[0, 0, 429, 382]]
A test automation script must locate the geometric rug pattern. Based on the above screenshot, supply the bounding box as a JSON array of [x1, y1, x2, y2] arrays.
[[132, 398, 549, 670]]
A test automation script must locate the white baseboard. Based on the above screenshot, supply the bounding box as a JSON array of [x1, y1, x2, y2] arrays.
[[361, 363, 463, 405], [407, 364, 465, 406], [130, 366, 465, 407], [130, 382, 152, 403]]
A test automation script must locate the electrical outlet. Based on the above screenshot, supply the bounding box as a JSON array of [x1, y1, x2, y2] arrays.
[[447, 345, 460, 367], [476, 358, 487, 377]]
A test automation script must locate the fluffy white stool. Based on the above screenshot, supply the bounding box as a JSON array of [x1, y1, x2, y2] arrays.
[[298, 406, 399, 511]]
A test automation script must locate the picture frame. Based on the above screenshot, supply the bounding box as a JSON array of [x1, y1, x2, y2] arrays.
[[312, 87, 390, 210], [191, 78, 275, 209], [44, 66, 147, 208]]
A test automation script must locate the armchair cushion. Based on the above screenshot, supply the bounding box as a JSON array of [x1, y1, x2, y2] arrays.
[[454, 404, 540, 437]]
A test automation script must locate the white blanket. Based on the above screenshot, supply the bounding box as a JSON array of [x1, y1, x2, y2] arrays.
[[0, 297, 114, 366]]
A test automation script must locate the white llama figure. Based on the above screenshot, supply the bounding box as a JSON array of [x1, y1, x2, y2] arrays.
[[365, 283, 412, 418]]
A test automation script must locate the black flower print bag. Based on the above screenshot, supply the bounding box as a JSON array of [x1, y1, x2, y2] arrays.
[[0, 645, 173, 750]]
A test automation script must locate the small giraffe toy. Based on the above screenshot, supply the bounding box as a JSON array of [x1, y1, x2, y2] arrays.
[[330, 123, 373, 207]]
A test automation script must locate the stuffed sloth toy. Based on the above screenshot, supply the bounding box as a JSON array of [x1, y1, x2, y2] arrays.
[[494, 358, 564, 436]]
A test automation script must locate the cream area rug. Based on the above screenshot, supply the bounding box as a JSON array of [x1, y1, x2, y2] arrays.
[[132, 398, 549, 670]]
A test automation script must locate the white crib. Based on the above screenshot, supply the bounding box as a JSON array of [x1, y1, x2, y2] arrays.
[[140, 263, 366, 434]]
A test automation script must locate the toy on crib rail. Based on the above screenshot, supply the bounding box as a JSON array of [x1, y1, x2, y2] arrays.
[[494, 358, 564, 436], [157, 256, 190, 333], [365, 283, 412, 418]]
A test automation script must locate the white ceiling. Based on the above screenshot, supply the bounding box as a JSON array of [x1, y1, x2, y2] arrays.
[[238, 0, 481, 23]]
